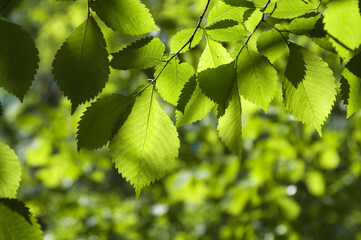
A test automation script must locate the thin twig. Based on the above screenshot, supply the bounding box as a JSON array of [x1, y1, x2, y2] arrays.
[[135, 0, 211, 97]]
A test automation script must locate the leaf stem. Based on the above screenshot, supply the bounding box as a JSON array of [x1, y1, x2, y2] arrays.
[[136, 0, 211, 97]]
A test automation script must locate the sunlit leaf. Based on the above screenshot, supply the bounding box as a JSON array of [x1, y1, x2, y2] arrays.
[[283, 45, 336, 134], [237, 49, 278, 111], [257, 28, 289, 64], [217, 87, 242, 157], [206, 19, 245, 42], [169, 28, 203, 54], [111, 37, 165, 70], [207, 1, 250, 26], [155, 59, 194, 106], [0, 143, 21, 198], [0, 199, 42, 240], [90, 0, 158, 35], [342, 69, 361, 118], [110, 85, 179, 196], [270, 0, 318, 19], [323, 0, 361, 51]]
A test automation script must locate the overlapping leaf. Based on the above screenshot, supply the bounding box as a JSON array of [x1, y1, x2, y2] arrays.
[[237, 49, 278, 111], [0, 20, 39, 101], [110, 86, 179, 196], [217, 87, 242, 157], [77, 94, 135, 150], [169, 29, 203, 54], [0, 199, 42, 240], [270, 0, 318, 19], [176, 37, 233, 126], [111, 37, 165, 70], [285, 43, 306, 88], [207, 1, 250, 26], [155, 59, 194, 106], [90, 0, 158, 35], [0, 143, 21, 198], [323, 0, 361, 51], [177, 76, 197, 113], [345, 52, 361, 79], [257, 28, 289, 64], [283, 45, 336, 134], [52, 16, 110, 113], [342, 69, 361, 118], [198, 61, 235, 111], [206, 19, 245, 42], [288, 15, 326, 37]]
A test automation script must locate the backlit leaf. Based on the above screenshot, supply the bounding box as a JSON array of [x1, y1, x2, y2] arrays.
[[257, 28, 289, 64], [323, 0, 361, 51], [207, 1, 250, 27], [77, 94, 135, 150], [0, 20, 39, 101], [90, 0, 158, 35], [110, 85, 179, 196], [111, 37, 165, 70], [155, 59, 195, 106], [177, 76, 197, 113], [345, 52, 361, 79], [283, 45, 336, 134], [206, 19, 245, 42], [0, 143, 21, 198], [169, 29, 203, 54], [270, 0, 318, 19], [285, 43, 306, 88], [52, 16, 110, 113], [217, 87, 242, 157], [198, 62, 235, 110], [237, 49, 278, 111], [342, 69, 361, 118], [0, 199, 42, 240]]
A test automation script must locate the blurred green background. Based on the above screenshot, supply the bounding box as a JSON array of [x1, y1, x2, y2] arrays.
[[1, 0, 361, 239]]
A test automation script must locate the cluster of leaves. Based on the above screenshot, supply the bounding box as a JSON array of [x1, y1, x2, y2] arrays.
[[0, 142, 43, 239], [1, 0, 361, 197]]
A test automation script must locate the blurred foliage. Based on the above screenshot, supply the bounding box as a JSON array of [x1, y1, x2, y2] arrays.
[[1, 0, 361, 239]]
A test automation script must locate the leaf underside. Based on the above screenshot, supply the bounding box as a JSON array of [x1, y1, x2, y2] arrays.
[[0, 20, 39, 101], [111, 37, 165, 70], [0, 142, 21, 198], [52, 16, 110, 113], [90, 0, 158, 35], [77, 94, 135, 150], [283, 45, 337, 134], [110, 85, 179, 197]]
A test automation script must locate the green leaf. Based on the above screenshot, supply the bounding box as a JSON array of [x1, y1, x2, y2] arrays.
[[110, 85, 179, 196], [198, 36, 233, 71], [155, 59, 195, 106], [111, 37, 165, 70], [0, 20, 39, 101], [77, 94, 135, 150], [90, 0, 158, 35], [52, 16, 110, 114], [342, 69, 361, 118], [237, 49, 278, 111], [206, 19, 245, 42], [288, 15, 326, 37], [285, 43, 306, 88], [283, 45, 336, 134], [169, 29, 203, 54], [345, 52, 361, 79], [207, 1, 250, 27], [177, 76, 197, 113], [0, 143, 21, 198], [323, 0, 361, 51], [257, 28, 289, 64], [176, 85, 215, 127], [244, 8, 263, 32], [198, 62, 235, 110], [270, 0, 318, 19], [217, 87, 242, 158], [0, 199, 43, 240]]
